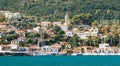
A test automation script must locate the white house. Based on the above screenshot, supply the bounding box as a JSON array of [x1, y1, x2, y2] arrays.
[[60, 25, 68, 31], [13, 12, 21, 18], [65, 31, 73, 37], [17, 37, 26, 42], [52, 22, 61, 26], [11, 39, 20, 45], [16, 30, 26, 37], [41, 22, 52, 30], [51, 44, 61, 54], [33, 26, 40, 32], [0, 11, 21, 19], [0, 44, 18, 52], [5, 12, 13, 19], [98, 43, 112, 53], [77, 32, 87, 39], [0, 22, 8, 29], [99, 43, 110, 49], [41, 45, 51, 53], [89, 27, 98, 36], [29, 46, 40, 52], [76, 27, 99, 39], [41, 44, 61, 54]]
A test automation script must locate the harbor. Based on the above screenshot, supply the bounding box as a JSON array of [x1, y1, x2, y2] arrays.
[[0, 42, 120, 56]]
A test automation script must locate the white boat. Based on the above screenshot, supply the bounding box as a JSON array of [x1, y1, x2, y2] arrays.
[[71, 53, 82, 56], [31, 51, 52, 56], [82, 53, 120, 56]]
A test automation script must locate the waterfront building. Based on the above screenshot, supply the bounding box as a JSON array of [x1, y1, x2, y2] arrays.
[[99, 43, 111, 53], [81, 46, 93, 53], [51, 44, 61, 54], [99, 43, 110, 48], [29, 46, 40, 52], [41, 45, 51, 53], [41, 44, 61, 54], [0, 44, 18, 52]]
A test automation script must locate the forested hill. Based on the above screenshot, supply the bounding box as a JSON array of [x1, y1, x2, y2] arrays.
[[0, 0, 120, 21]]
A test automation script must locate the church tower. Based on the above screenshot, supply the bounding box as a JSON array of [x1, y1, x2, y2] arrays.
[[64, 12, 70, 26]]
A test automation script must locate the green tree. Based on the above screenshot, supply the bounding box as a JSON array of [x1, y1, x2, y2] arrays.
[[53, 25, 61, 34], [69, 34, 80, 48], [0, 14, 6, 22], [71, 13, 93, 25]]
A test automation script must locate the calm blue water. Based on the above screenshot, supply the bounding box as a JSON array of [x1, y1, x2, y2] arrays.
[[0, 56, 120, 66]]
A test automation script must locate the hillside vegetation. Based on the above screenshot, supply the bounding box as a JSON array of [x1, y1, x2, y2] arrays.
[[0, 0, 120, 21]]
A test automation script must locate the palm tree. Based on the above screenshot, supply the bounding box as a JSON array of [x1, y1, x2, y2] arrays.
[[87, 36, 93, 46], [81, 39, 87, 46], [93, 36, 100, 47]]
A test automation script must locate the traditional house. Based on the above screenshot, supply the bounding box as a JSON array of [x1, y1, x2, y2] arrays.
[[33, 26, 40, 32], [17, 37, 26, 42], [41, 22, 52, 30], [11, 39, 20, 45], [89, 27, 98, 36], [29, 46, 40, 52], [13, 12, 21, 18], [51, 44, 61, 54], [76, 27, 99, 39], [65, 31, 73, 37], [41, 45, 51, 53], [72, 28, 79, 34], [77, 31, 87, 39], [41, 44, 61, 54], [72, 47, 81, 53], [5, 12, 13, 19], [0, 44, 18, 52], [99, 43, 110, 48], [16, 30, 26, 37], [0, 22, 8, 29], [81, 46, 93, 53], [64, 42, 71, 49], [52, 22, 61, 26], [60, 25, 68, 31], [99, 43, 111, 53], [60, 49, 67, 54]]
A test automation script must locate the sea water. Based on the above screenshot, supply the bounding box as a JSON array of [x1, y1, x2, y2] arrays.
[[0, 56, 120, 66]]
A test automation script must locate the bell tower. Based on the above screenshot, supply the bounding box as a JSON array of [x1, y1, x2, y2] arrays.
[[64, 12, 69, 26]]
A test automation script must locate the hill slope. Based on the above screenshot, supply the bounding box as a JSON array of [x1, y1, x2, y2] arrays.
[[0, 0, 120, 21]]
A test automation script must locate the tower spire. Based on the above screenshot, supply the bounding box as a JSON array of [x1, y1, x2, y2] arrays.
[[65, 12, 69, 26]]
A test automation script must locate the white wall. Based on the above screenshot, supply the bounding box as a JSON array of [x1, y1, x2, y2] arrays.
[[0, 46, 2, 52]]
